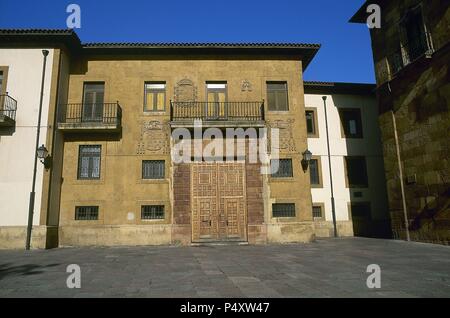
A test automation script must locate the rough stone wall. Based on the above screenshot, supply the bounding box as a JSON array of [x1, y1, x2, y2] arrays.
[[373, 0, 450, 244]]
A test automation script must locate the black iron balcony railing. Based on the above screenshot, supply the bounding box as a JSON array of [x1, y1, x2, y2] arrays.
[[0, 94, 18, 121], [59, 102, 122, 125], [381, 32, 434, 83], [170, 101, 265, 122]]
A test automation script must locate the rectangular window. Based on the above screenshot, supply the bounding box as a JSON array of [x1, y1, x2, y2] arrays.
[[206, 82, 227, 118], [267, 82, 288, 111], [305, 109, 318, 136], [78, 145, 101, 179], [144, 82, 166, 111], [340, 109, 363, 138], [142, 160, 165, 179], [271, 159, 293, 178], [75, 206, 99, 220], [345, 156, 368, 188], [272, 203, 295, 218], [309, 158, 321, 186], [141, 205, 165, 220], [403, 8, 428, 62], [83, 83, 105, 122], [350, 202, 371, 219], [312, 205, 323, 218], [0, 66, 9, 95]]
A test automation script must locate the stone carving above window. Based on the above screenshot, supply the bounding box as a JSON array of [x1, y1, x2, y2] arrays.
[[137, 120, 169, 154], [241, 79, 252, 92], [174, 78, 197, 102], [267, 119, 296, 153]]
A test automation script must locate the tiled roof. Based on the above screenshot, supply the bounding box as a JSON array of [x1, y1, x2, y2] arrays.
[[83, 42, 321, 49], [304, 81, 376, 95], [0, 29, 76, 35], [0, 29, 320, 69]]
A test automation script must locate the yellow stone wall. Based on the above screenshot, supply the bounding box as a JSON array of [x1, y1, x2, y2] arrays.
[[58, 57, 314, 246]]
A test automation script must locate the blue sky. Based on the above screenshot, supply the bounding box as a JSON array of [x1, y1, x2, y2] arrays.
[[0, 0, 374, 83]]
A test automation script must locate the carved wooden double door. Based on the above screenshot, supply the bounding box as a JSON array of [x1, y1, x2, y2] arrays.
[[191, 163, 247, 242]]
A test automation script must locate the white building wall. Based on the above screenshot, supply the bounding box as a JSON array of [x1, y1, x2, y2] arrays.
[[0, 49, 54, 226], [305, 93, 389, 234]]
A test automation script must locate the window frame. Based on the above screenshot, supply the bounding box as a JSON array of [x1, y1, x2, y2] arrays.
[[267, 81, 289, 111], [75, 206, 99, 220], [141, 205, 165, 220], [0, 66, 9, 95], [349, 202, 372, 220], [305, 107, 319, 138], [312, 203, 325, 220], [309, 156, 323, 188], [270, 158, 294, 178], [142, 160, 165, 180], [77, 145, 102, 180], [339, 108, 363, 139], [344, 156, 369, 188], [144, 82, 166, 112], [272, 203, 296, 218]]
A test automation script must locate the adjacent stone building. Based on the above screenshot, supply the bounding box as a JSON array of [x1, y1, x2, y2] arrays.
[[351, 0, 449, 244]]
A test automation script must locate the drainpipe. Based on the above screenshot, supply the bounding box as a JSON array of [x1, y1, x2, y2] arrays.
[[391, 110, 410, 241], [26, 50, 49, 250], [322, 96, 338, 237]]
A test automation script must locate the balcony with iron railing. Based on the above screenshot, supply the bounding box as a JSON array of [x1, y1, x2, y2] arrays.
[[170, 101, 265, 127], [57, 102, 122, 133], [377, 32, 435, 85], [0, 94, 17, 127]]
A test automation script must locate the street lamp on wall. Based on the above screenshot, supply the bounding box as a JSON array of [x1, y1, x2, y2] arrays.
[[301, 149, 312, 171], [37, 144, 51, 169]]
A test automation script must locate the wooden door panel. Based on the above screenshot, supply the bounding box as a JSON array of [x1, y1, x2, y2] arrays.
[[192, 162, 247, 242]]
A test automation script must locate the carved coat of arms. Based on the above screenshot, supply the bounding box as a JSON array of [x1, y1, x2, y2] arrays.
[[137, 120, 169, 154], [267, 119, 296, 153]]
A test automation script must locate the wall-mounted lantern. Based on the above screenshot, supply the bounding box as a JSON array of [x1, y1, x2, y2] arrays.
[[301, 149, 312, 171], [37, 144, 51, 169]]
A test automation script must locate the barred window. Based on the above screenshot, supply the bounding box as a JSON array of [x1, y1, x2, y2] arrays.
[[141, 205, 165, 220], [142, 160, 165, 179], [271, 159, 293, 178], [78, 145, 101, 179], [75, 206, 99, 220], [312, 206, 323, 218], [272, 203, 295, 218]]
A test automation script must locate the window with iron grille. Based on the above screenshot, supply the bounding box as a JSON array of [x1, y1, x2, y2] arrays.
[[309, 159, 321, 186], [271, 159, 293, 178], [78, 145, 101, 179], [75, 206, 99, 220], [267, 82, 288, 111], [141, 205, 165, 220], [142, 160, 165, 179], [312, 206, 323, 218], [272, 203, 295, 218]]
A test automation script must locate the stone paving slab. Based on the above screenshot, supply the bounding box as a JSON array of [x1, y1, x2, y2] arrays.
[[0, 237, 449, 298]]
